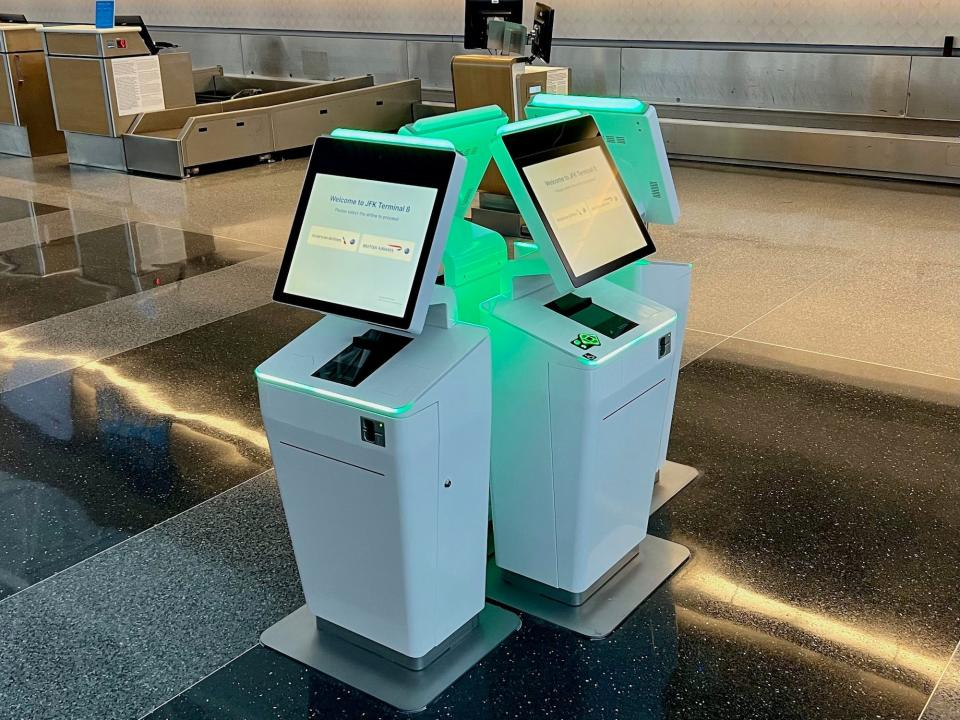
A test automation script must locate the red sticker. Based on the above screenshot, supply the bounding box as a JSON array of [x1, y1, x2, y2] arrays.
[[118, 39, 127, 49]]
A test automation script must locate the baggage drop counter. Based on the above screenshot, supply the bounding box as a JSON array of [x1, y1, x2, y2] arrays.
[[0, 22, 64, 157], [124, 77, 422, 178], [40, 24, 195, 171]]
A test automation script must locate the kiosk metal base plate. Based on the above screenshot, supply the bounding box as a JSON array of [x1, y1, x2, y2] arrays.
[[486, 535, 690, 638], [261, 603, 520, 713], [651, 462, 700, 515]]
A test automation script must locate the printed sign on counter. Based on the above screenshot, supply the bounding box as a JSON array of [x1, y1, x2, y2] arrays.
[[95, 0, 115, 29], [112, 56, 166, 116]]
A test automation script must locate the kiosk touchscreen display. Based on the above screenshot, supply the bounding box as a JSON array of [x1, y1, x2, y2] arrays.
[[283, 174, 438, 318], [274, 136, 457, 331], [505, 116, 656, 287]]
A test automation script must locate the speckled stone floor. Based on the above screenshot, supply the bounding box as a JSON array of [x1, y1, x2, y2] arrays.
[[0, 152, 956, 720]]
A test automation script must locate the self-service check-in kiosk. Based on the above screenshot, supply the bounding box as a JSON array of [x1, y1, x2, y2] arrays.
[[481, 112, 690, 637], [525, 93, 700, 511], [400, 107, 692, 637], [256, 131, 518, 712]]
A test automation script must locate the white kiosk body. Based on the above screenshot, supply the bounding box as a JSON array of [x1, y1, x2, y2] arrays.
[[485, 279, 676, 595], [259, 313, 491, 661], [486, 113, 684, 606], [525, 95, 696, 492], [256, 134, 517, 695]]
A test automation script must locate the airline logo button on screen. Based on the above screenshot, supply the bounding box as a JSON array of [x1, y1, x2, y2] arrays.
[[359, 234, 415, 262], [555, 193, 623, 230], [308, 226, 360, 251], [572, 332, 602, 350]]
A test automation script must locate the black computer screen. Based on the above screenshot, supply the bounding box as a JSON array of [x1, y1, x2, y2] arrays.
[[115, 15, 159, 54], [0, 13, 28, 23], [464, 0, 523, 50], [530, 3, 554, 63]]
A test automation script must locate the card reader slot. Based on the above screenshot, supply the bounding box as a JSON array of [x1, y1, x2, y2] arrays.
[[545, 293, 638, 339], [313, 330, 412, 387]]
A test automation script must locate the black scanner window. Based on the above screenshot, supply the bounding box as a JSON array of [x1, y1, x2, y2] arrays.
[[313, 330, 412, 388], [546, 293, 638, 339]]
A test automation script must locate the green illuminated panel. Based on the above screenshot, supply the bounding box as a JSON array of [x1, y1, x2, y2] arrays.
[[497, 109, 582, 137], [400, 105, 508, 220], [255, 368, 414, 417], [408, 105, 507, 134], [330, 128, 455, 152], [528, 93, 647, 114]]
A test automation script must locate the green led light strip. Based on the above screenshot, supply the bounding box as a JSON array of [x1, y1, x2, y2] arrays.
[[330, 128, 455, 152], [528, 93, 648, 114], [255, 369, 414, 417]]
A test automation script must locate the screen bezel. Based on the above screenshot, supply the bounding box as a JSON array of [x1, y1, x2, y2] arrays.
[[503, 116, 656, 288], [273, 136, 456, 330]]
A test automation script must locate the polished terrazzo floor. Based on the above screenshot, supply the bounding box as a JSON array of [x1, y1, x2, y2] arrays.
[[0, 151, 957, 720]]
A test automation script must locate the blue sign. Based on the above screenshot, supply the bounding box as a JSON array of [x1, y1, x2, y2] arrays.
[[95, 0, 115, 29]]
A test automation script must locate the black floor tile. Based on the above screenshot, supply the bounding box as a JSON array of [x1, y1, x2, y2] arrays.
[[0, 197, 64, 223], [144, 339, 960, 720], [0, 303, 318, 599], [0, 223, 268, 331]]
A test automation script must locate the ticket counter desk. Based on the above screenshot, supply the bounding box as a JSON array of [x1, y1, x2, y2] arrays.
[[40, 24, 194, 171], [0, 23, 64, 157]]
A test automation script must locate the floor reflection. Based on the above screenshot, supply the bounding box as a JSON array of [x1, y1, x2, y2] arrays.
[[144, 338, 960, 720], [0, 221, 267, 331], [0, 304, 319, 600]]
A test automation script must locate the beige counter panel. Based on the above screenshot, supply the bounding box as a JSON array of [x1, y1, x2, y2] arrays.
[[271, 78, 420, 151], [0, 56, 14, 125], [42, 26, 149, 58], [0, 24, 66, 156], [47, 56, 113, 135], [8, 52, 65, 154], [0, 24, 43, 53], [159, 52, 196, 109], [124, 76, 421, 178]]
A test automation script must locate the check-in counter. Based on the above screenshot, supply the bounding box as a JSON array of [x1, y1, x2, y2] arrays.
[[40, 24, 194, 171], [124, 77, 422, 178], [0, 23, 64, 157]]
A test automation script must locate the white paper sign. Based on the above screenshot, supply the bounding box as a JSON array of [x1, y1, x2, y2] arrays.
[[112, 55, 166, 116]]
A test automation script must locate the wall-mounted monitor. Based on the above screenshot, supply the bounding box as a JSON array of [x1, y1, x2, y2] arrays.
[[530, 3, 554, 63], [274, 135, 465, 335], [464, 0, 523, 50], [0, 13, 28, 23]]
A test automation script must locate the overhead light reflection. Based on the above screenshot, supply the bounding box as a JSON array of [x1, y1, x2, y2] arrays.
[[673, 550, 945, 684], [0, 335, 268, 450]]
